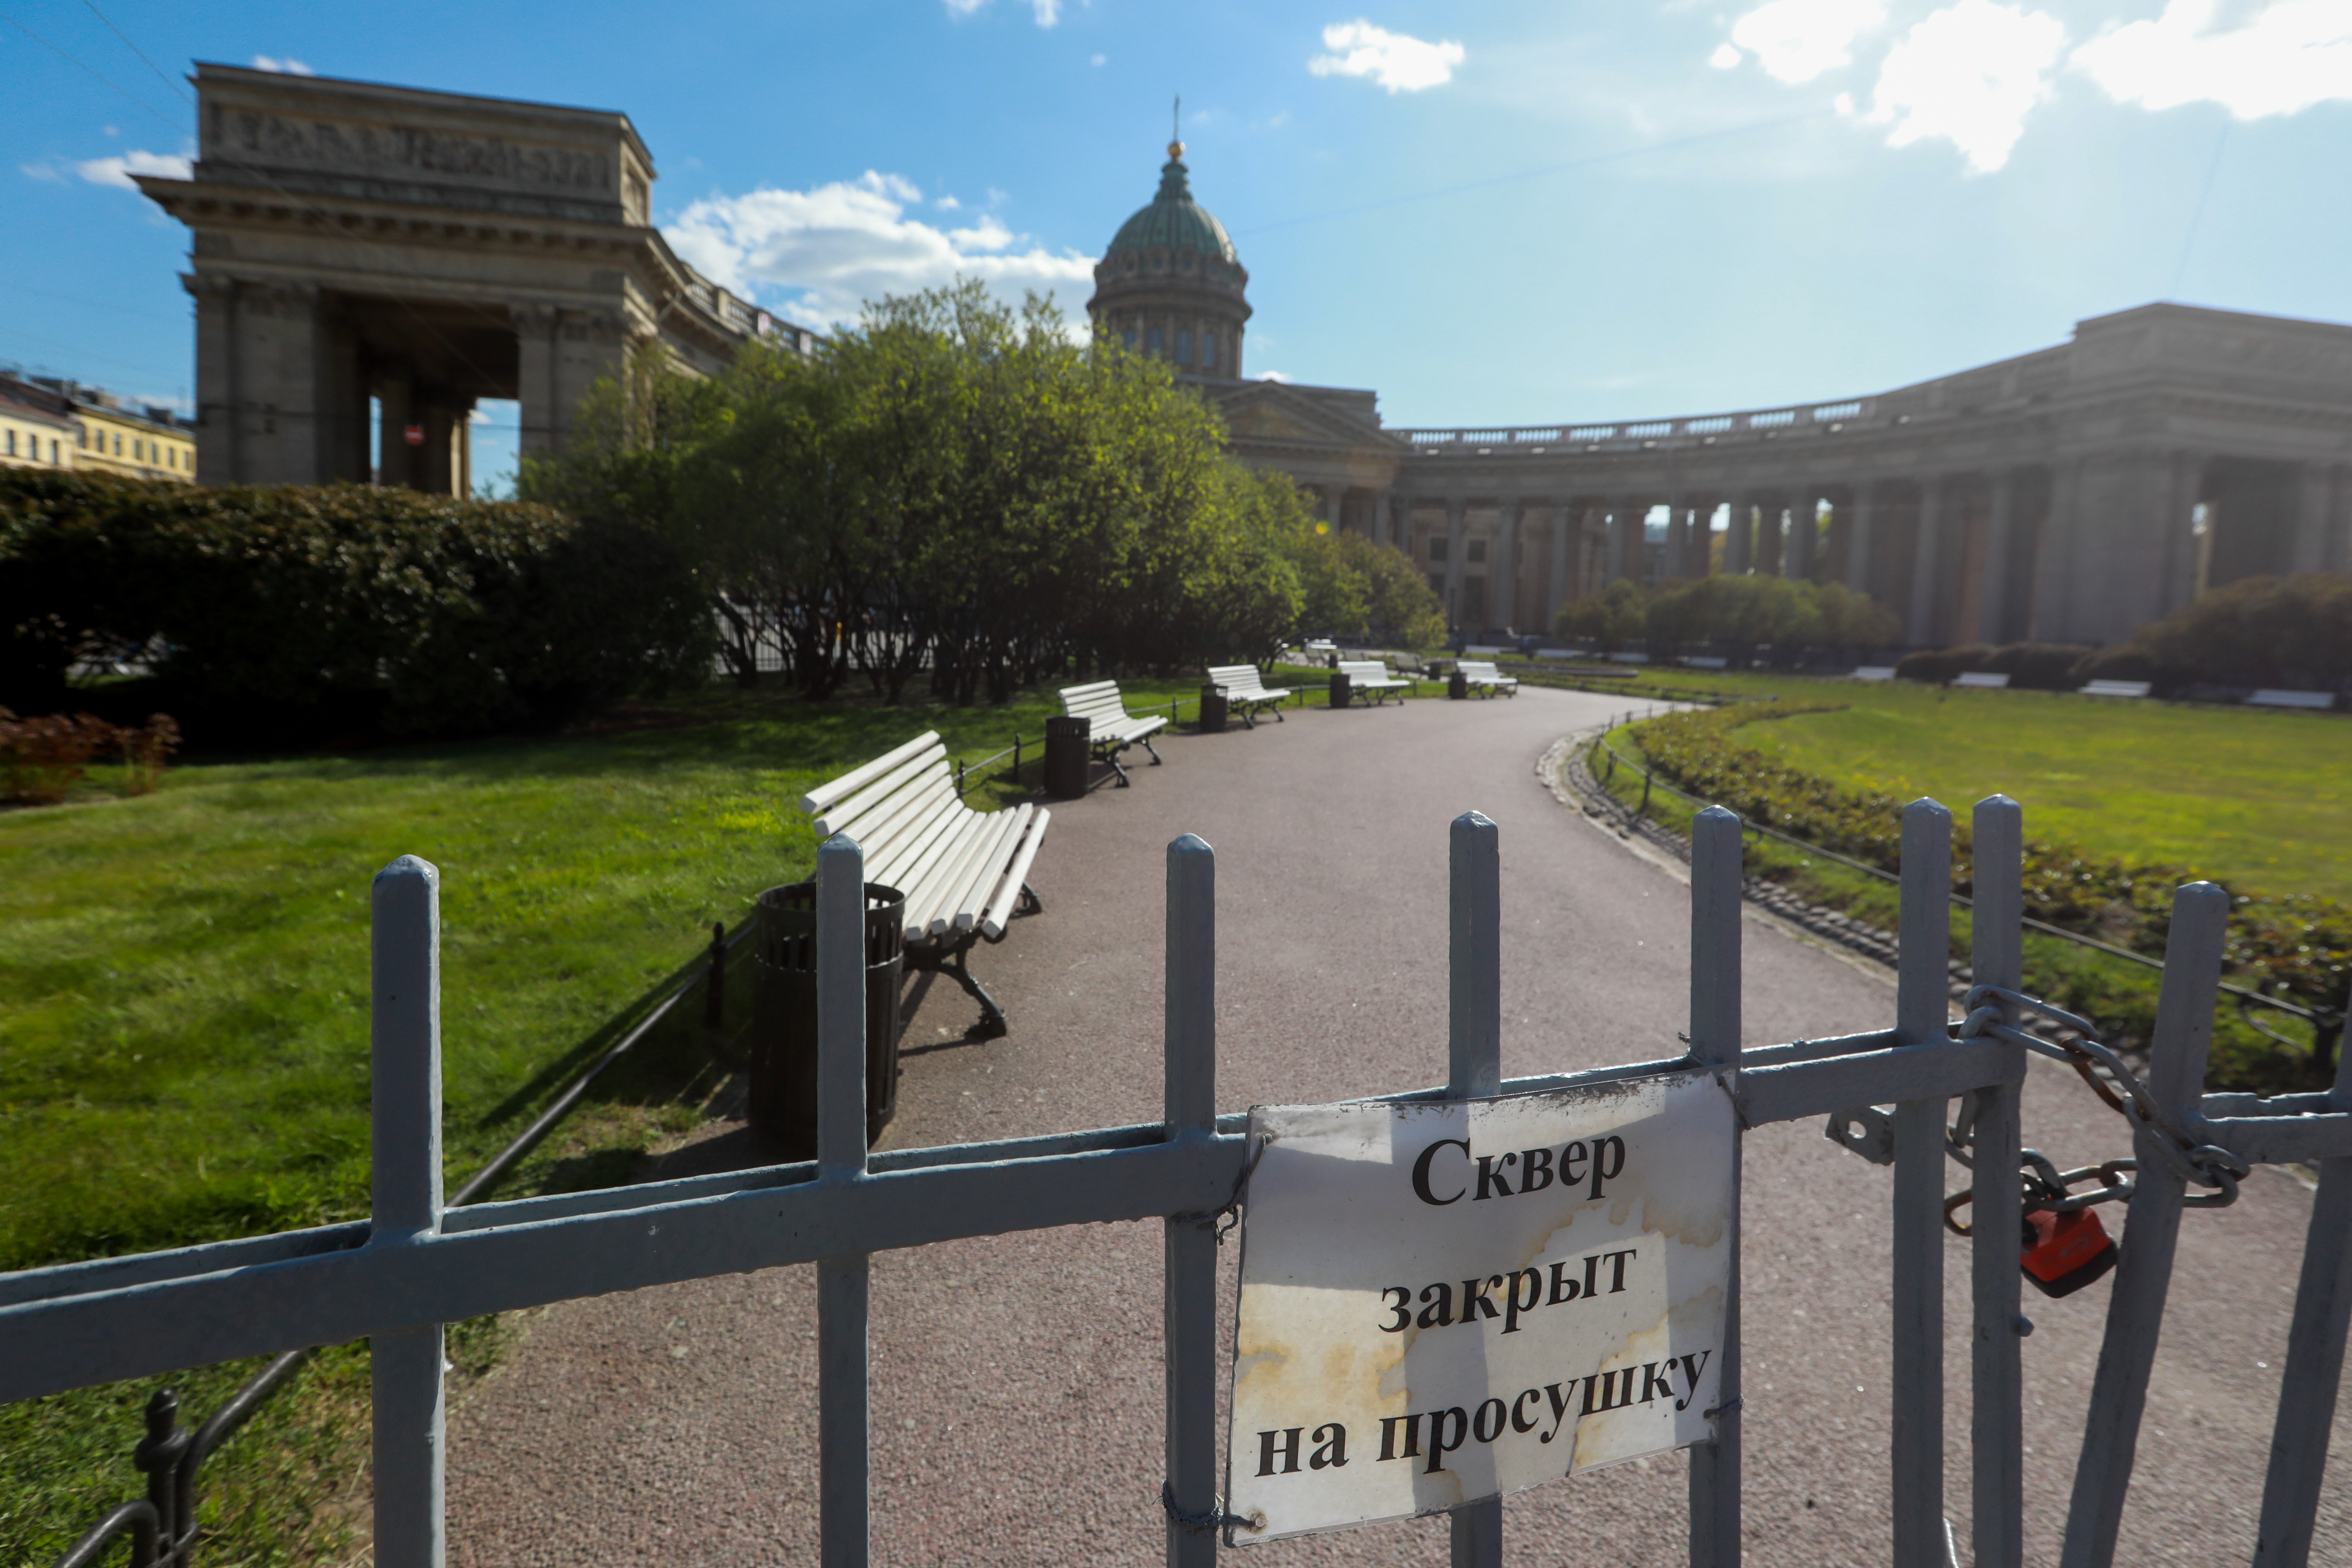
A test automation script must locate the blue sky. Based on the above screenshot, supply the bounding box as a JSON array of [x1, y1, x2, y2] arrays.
[[7, 1, 2352, 493]]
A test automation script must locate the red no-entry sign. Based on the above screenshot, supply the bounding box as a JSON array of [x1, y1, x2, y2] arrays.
[[403, 425, 424, 446]]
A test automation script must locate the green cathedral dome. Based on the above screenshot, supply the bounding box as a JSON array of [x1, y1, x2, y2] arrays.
[[1106, 146, 1238, 264]]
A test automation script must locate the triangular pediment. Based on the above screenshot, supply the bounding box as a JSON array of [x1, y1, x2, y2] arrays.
[[1204, 379, 1407, 453]]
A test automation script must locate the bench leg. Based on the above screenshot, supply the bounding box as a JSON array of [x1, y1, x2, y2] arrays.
[[1142, 734, 1162, 765], [1104, 749, 1132, 788], [1018, 882, 1043, 916], [910, 938, 1009, 1040]]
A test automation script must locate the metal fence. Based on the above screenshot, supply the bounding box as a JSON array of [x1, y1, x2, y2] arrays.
[[6, 800, 2349, 1567]]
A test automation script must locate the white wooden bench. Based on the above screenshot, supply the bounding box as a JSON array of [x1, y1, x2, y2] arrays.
[[2249, 688, 2335, 710], [1336, 659, 1413, 705], [2079, 679, 2151, 699], [1534, 648, 1583, 660], [1464, 644, 1507, 656], [1852, 666, 1897, 681], [1058, 680, 1167, 785], [798, 731, 1049, 1038], [1953, 671, 2011, 689], [1456, 659, 1519, 698], [1205, 663, 1291, 727], [1302, 638, 1338, 666], [1607, 651, 1651, 664]]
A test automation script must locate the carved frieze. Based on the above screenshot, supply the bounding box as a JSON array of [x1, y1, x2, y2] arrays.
[[214, 110, 612, 195]]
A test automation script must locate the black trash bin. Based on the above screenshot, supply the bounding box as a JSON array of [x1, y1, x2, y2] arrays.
[[1329, 670, 1352, 708], [1197, 684, 1228, 734], [1449, 670, 1469, 699], [749, 879, 905, 1157], [1044, 714, 1091, 799]]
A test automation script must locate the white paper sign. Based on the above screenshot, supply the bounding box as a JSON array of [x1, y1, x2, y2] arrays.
[[1223, 1070, 1735, 1544]]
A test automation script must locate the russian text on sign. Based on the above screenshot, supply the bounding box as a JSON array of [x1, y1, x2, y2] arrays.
[[1225, 1069, 1735, 1543]]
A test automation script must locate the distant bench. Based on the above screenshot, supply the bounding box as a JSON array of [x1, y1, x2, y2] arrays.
[[1058, 681, 1166, 785], [1851, 666, 1896, 681], [798, 731, 1049, 1038], [1684, 656, 1729, 670], [1607, 651, 1651, 664], [1952, 671, 2011, 690], [1336, 659, 1414, 706], [1206, 663, 1291, 727], [2079, 680, 2151, 700], [1456, 659, 1519, 698], [2249, 688, 2335, 710]]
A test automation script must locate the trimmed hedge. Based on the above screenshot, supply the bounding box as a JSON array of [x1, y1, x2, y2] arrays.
[[0, 473, 712, 740], [1892, 642, 2096, 690], [1628, 701, 2348, 1073]]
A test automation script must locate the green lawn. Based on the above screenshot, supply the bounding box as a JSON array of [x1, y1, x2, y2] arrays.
[[0, 672, 1232, 1276], [3, 669, 1266, 1565], [1528, 667, 2352, 902]]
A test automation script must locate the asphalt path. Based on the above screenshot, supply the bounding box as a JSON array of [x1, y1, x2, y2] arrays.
[[446, 683, 2348, 1566]]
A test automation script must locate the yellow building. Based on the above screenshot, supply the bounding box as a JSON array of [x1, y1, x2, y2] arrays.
[[0, 377, 77, 471], [59, 384, 197, 482]]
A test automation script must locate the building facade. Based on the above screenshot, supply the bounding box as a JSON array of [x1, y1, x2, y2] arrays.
[[136, 64, 810, 493], [0, 377, 77, 472], [1093, 147, 2352, 649]]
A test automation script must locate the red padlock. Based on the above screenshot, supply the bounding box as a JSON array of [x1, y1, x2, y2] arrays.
[[2021, 1206, 2117, 1297]]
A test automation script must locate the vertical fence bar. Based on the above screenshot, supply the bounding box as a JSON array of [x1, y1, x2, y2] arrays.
[[1686, 806, 1744, 1568], [370, 855, 446, 1568], [1163, 834, 1218, 1567], [2060, 881, 2230, 1568], [2253, 979, 2352, 1568], [1969, 796, 2026, 1568], [817, 834, 871, 1568], [1892, 798, 1952, 1567], [1447, 812, 1503, 1568]]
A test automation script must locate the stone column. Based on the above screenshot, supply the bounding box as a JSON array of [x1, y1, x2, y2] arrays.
[[186, 274, 241, 486], [378, 374, 415, 490], [513, 304, 562, 457], [2293, 461, 2333, 572], [238, 282, 327, 485], [1606, 499, 1641, 584], [1498, 499, 1523, 629], [1324, 486, 1345, 532], [2029, 458, 2081, 640], [1391, 495, 1415, 554], [1787, 493, 1817, 581], [1757, 500, 1786, 577], [1846, 483, 1877, 595], [1547, 505, 1570, 623], [1908, 477, 1944, 646], [1664, 505, 1688, 580], [1373, 490, 1395, 549], [1724, 494, 1752, 575], [1443, 498, 1467, 624], [1977, 469, 2016, 643]]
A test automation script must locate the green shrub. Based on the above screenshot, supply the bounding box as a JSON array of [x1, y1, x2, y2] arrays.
[[2072, 573, 2352, 694], [1894, 642, 2095, 689], [0, 473, 712, 740]]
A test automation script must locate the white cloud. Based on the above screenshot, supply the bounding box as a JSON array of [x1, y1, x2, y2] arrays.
[[1258, 370, 1293, 383], [1308, 20, 1465, 92], [1090, 51, 1106, 65], [21, 161, 68, 183], [936, 194, 962, 209], [251, 55, 312, 74], [938, 0, 1072, 26], [2072, 0, 2352, 119], [662, 170, 1096, 329], [76, 148, 193, 190], [1723, 0, 1887, 83], [1865, 1, 2066, 173]]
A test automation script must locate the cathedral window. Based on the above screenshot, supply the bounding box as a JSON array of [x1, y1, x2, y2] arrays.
[[1468, 540, 1487, 564], [1176, 330, 1192, 364], [1147, 327, 1163, 355], [1428, 536, 1447, 563], [1123, 328, 1136, 349], [1202, 333, 1217, 369]]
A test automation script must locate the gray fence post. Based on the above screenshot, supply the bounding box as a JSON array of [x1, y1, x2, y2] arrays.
[[1686, 806, 1743, 1568], [817, 834, 871, 1568], [2060, 881, 2229, 1568], [1163, 834, 1218, 1567], [2253, 979, 2352, 1568], [1970, 796, 2026, 1568], [370, 855, 446, 1568], [1892, 798, 1952, 1568], [1446, 811, 1503, 1568]]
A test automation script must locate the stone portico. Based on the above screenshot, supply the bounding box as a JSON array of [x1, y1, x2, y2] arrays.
[[138, 64, 808, 491]]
